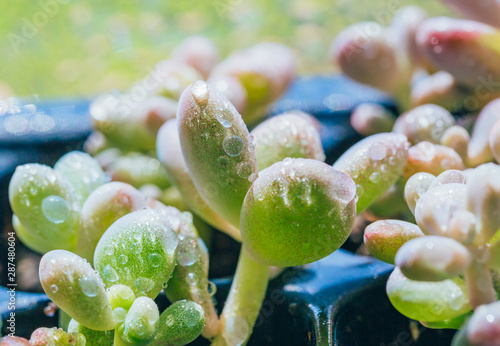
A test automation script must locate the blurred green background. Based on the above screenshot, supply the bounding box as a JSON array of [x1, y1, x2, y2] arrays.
[[0, 0, 449, 98]]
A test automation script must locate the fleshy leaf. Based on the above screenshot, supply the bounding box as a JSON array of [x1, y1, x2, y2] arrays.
[[116, 297, 159, 346], [330, 22, 402, 92], [251, 112, 325, 170], [172, 35, 219, 79], [364, 220, 424, 264], [421, 312, 471, 330], [77, 182, 147, 263], [452, 301, 500, 346], [39, 250, 115, 331], [469, 99, 500, 166], [333, 132, 409, 213], [387, 267, 471, 322], [29, 328, 85, 346], [417, 17, 500, 89], [441, 125, 469, 162], [241, 158, 356, 267], [177, 81, 258, 228], [489, 119, 500, 163], [210, 43, 295, 123], [403, 142, 465, 179], [404, 172, 436, 215], [395, 236, 471, 281], [350, 103, 395, 136], [156, 119, 241, 240], [67, 319, 114, 345], [9, 164, 79, 253], [393, 104, 455, 145], [149, 300, 205, 346], [108, 153, 170, 190], [94, 209, 178, 299], [415, 183, 467, 237], [466, 163, 500, 245], [54, 151, 106, 206]]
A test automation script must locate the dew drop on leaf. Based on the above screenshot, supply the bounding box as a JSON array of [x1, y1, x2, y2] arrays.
[[42, 195, 69, 224], [134, 277, 154, 293], [79, 275, 99, 297], [223, 135, 244, 157], [103, 265, 119, 283]]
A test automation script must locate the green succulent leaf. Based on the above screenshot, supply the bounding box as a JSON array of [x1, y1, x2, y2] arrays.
[[77, 182, 147, 263], [9, 164, 79, 253], [333, 132, 409, 213], [94, 209, 178, 299], [250, 112, 325, 170], [393, 104, 455, 145], [150, 300, 206, 346], [395, 236, 471, 281], [241, 158, 356, 266], [54, 151, 106, 206], [67, 319, 114, 345], [387, 267, 471, 322], [116, 297, 159, 346], [39, 250, 115, 331], [364, 220, 424, 264], [156, 119, 241, 241], [108, 153, 170, 190], [177, 80, 258, 228]]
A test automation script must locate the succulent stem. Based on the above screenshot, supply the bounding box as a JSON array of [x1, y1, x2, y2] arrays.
[[211, 248, 270, 346], [465, 259, 496, 309], [58, 310, 71, 331]]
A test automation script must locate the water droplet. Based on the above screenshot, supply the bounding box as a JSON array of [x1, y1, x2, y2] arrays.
[[178, 236, 199, 267], [368, 142, 387, 161], [50, 284, 58, 294], [162, 282, 168, 289], [130, 242, 142, 254], [369, 172, 381, 183], [104, 245, 114, 256], [217, 155, 230, 167], [136, 323, 146, 336], [208, 281, 217, 297], [236, 162, 253, 179], [103, 265, 119, 283], [79, 275, 99, 297], [217, 109, 232, 128], [134, 277, 154, 293], [191, 81, 209, 106], [223, 135, 244, 157], [188, 272, 197, 285], [148, 253, 161, 267], [42, 195, 69, 224], [113, 307, 126, 322], [118, 254, 128, 265]]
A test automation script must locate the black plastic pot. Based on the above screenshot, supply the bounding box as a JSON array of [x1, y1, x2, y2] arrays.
[[0, 76, 455, 345]]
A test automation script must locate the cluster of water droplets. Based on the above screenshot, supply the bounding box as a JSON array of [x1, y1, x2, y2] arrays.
[[0, 96, 55, 136]]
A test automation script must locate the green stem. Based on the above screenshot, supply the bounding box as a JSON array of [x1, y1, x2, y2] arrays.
[[211, 247, 270, 346], [58, 310, 71, 331], [465, 259, 496, 309]]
